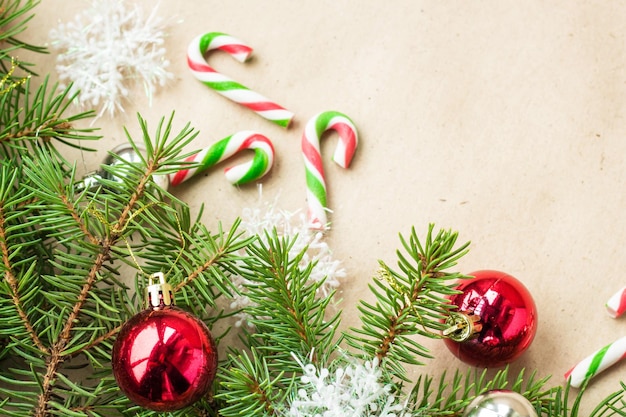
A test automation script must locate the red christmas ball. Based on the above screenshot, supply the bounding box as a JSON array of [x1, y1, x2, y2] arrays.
[[112, 306, 218, 411], [443, 270, 537, 368]]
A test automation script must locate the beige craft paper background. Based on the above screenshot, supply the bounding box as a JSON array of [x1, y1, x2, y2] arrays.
[[18, 1, 626, 414]]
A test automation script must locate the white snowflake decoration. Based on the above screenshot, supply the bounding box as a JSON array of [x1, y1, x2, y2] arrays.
[[231, 188, 346, 327], [287, 355, 407, 417], [49, 0, 173, 118]]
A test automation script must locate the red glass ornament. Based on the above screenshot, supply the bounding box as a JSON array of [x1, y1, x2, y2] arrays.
[[443, 270, 537, 368], [112, 273, 217, 411]]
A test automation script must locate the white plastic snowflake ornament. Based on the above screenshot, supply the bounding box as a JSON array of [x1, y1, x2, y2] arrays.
[[49, 0, 173, 118], [288, 356, 406, 417]]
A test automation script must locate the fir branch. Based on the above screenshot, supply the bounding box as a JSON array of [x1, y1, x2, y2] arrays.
[[0, 162, 48, 353], [0, 0, 47, 61], [0, 238, 47, 351], [237, 232, 341, 370], [0, 77, 99, 157], [58, 250, 111, 344], [217, 348, 288, 417], [403, 367, 555, 416], [214, 232, 342, 417], [105, 113, 251, 318], [21, 147, 120, 416], [124, 203, 252, 322], [345, 224, 470, 380], [173, 220, 249, 294], [61, 193, 98, 246], [3, 113, 203, 417], [71, 325, 120, 357], [587, 381, 626, 417]]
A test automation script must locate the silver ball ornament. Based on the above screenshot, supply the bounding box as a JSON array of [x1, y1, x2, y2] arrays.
[[462, 390, 538, 417], [102, 143, 145, 172], [76, 143, 169, 191]]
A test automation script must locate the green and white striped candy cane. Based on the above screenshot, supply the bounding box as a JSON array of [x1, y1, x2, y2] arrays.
[[170, 131, 275, 186], [565, 335, 626, 388], [187, 32, 294, 128]]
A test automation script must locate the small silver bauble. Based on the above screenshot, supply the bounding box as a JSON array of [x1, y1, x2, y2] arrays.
[[462, 390, 538, 417], [102, 143, 145, 172], [76, 143, 169, 191]]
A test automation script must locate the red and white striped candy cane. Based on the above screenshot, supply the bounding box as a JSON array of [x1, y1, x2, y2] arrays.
[[606, 285, 626, 318], [565, 335, 626, 388], [302, 111, 358, 229], [187, 32, 294, 128], [170, 131, 275, 186]]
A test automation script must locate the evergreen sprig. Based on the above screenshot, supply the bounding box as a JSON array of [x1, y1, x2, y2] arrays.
[[345, 225, 471, 380], [0, 112, 251, 417], [0, 0, 46, 69], [218, 348, 292, 417], [404, 367, 555, 416], [214, 232, 341, 416], [0, 76, 98, 158], [239, 233, 341, 369]]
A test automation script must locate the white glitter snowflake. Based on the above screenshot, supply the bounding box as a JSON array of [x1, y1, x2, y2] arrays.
[[231, 188, 346, 327], [287, 355, 407, 417], [49, 0, 173, 118]]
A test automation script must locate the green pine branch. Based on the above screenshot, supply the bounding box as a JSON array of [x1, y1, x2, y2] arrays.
[[344, 225, 470, 380], [0, 160, 49, 355], [214, 232, 341, 416], [218, 348, 291, 417], [402, 367, 554, 416], [0, 0, 47, 66], [0, 76, 99, 158], [0, 112, 254, 417], [238, 233, 341, 368]]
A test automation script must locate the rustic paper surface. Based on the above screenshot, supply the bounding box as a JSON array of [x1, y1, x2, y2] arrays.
[[20, 1, 626, 413]]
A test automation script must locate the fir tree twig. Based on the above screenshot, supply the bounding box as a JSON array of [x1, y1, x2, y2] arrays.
[[345, 224, 470, 380]]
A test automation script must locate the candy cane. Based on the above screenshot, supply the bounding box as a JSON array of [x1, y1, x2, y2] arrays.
[[187, 32, 294, 128], [606, 285, 626, 318], [564, 335, 626, 388], [302, 111, 358, 229], [170, 131, 274, 186]]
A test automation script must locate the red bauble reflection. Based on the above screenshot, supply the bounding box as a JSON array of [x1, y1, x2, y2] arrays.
[[112, 307, 217, 411], [444, 270, 537, 368]]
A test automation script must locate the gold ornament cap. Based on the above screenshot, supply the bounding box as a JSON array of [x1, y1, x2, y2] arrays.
[[146, 272, 174, 310], [442, 311, 483, 342]]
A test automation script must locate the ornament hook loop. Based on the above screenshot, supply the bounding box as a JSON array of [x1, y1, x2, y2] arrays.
[[147, 272, 174, 309], [443, 311, 482, 342]]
